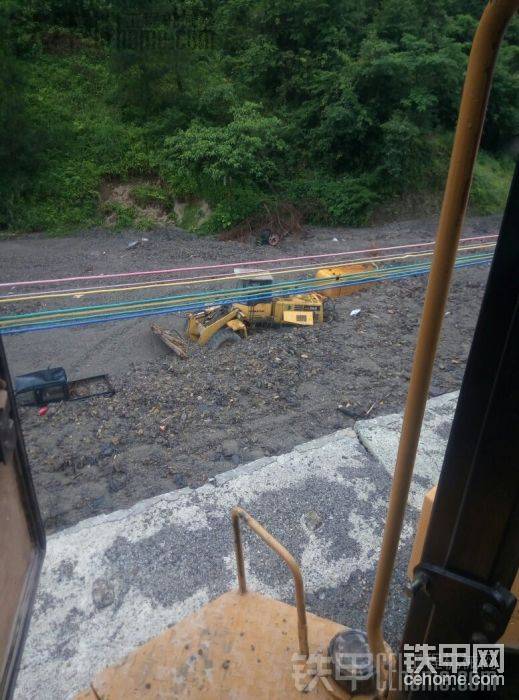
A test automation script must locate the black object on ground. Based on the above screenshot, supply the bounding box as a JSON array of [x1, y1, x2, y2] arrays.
[[15, 367, 114, 407]]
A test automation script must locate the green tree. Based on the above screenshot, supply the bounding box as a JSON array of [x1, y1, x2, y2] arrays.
[[164, 102, 287, 185]]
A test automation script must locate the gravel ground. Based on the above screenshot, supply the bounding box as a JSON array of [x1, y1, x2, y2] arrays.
[[0, 215, 499, 531]]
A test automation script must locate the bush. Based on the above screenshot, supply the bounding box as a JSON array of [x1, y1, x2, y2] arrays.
[[131, 183, 171, 208], [284, 173, 380, 226], [163, 102, 287, 186], [471, 153, 515, 215], [378, 113, 432, 191], [102, 202, 136, 230], [203, 185, 267, 233], [4, 50, 152, 232]]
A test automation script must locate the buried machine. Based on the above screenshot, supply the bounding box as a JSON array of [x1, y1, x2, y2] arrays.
[[184, 269, 328, 349], [1, 1, 519, 699], [184, 262, 375, 349]]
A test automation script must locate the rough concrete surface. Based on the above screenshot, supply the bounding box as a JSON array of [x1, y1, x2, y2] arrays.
[[16, 394, 456, 700], [355, 391, 459, 508]]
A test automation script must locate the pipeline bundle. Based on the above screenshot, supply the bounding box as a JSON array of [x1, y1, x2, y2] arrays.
[[0, 235, 496, 335]]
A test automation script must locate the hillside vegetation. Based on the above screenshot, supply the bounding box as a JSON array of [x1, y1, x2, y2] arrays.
[[1, 0, 518, 234]]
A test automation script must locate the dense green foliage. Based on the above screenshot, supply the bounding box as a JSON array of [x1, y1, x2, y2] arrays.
[[1, 0, 517, 233]]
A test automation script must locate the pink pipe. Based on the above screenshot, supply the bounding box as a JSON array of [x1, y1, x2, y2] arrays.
[[0, 234, 497, 290]]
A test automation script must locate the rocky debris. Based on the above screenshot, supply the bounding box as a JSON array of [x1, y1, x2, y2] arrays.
[[7, 216, 496, 533], [221, 439, 240, 458], [92, 578, 115, 609], [303, 510, 323, 531]]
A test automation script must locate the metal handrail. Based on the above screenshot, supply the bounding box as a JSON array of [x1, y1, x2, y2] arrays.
[[366, 0, 519, 666], [231, 506, 309, 658]]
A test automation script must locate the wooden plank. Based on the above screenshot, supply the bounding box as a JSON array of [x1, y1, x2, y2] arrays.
[[151, 323, 188, 359]]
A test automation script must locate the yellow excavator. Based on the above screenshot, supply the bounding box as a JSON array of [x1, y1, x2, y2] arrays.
[[185, 270, 327, 348], [185, 262, 376, 349]]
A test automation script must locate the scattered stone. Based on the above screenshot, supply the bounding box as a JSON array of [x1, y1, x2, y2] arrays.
[[170, 473, 188, 489], [92, 578, 115, 609], [100, 444, 114, 458], [221, 439, 240, 458], [303, 510, 323, 531], [337, 404, 364, 419], [109, 470, 128, 493]]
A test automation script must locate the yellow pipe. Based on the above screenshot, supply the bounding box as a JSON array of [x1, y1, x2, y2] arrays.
[[0, 243, 495, 304], [366, 0, 519, 670]]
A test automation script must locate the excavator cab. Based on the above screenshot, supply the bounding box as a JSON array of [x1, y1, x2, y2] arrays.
[[234, 268, 274, 304]]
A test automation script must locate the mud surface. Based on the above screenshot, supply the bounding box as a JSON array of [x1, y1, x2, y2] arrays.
[[1, 216, 499, 531]]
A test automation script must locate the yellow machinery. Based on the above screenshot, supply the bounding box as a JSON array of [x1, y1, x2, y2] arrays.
[[185, 260, 380, 350], [185, 270, 326, 348], [315, 261, 377, 298], [185, 260, 381, 349]]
